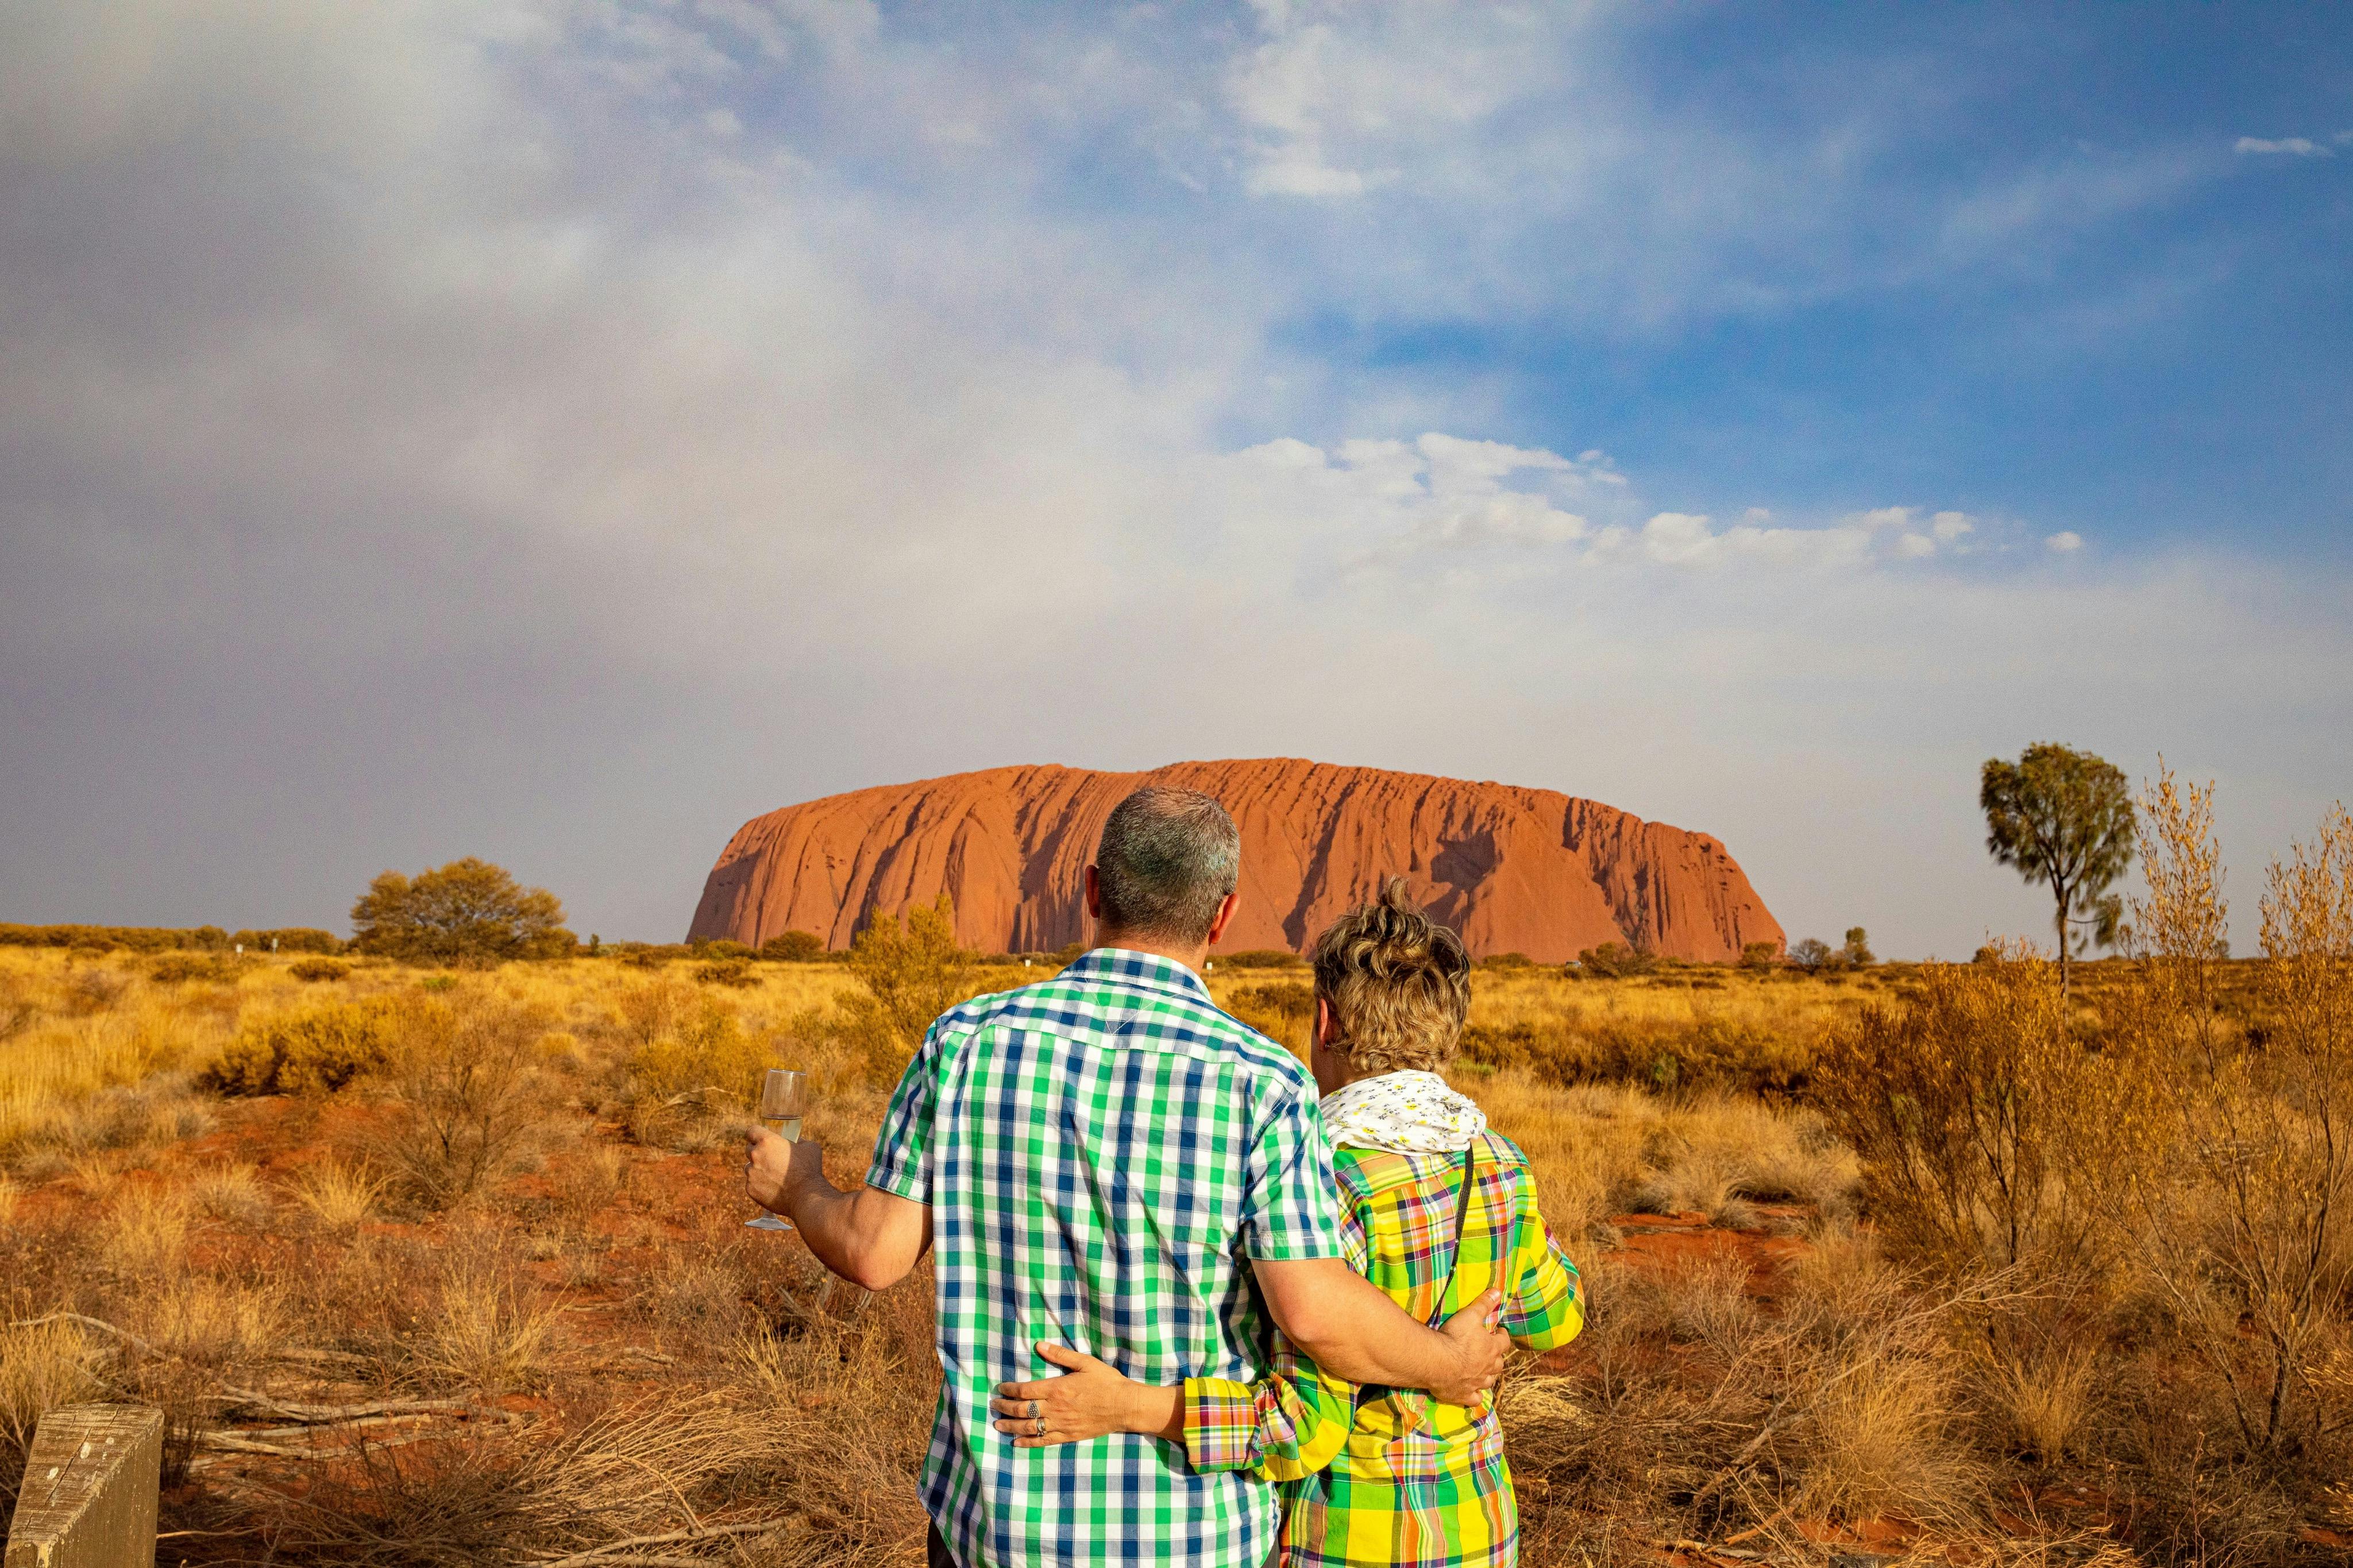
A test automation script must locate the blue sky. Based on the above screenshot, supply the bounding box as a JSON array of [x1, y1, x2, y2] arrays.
[[2, 1, 2348, 955]]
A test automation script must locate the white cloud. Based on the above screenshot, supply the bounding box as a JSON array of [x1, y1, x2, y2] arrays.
[[2235, 136, 2331, 157], [2046, 531, 2084, 552]]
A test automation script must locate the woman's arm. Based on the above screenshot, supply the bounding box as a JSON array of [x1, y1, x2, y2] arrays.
[[989, 1336, 1356, 1482], [1500, 1192, 1584, 1351]]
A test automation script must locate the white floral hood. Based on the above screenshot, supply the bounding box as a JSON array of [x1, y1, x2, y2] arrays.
[[1318, 1069, 1488, 1156]]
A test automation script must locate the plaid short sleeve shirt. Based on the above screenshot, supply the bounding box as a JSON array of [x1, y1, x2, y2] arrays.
[[866, 948, 1347, 1568]]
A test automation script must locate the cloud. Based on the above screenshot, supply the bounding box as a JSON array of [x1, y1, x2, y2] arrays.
[[2046, 531, 2084, 552], [2234, 136, 2331, 157], [1, 0, 2345, 968]]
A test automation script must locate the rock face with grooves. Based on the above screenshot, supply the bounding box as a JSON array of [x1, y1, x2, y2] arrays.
[[687, 759, 1783, 964]]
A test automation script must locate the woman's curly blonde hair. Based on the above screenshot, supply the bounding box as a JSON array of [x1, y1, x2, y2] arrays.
[[1309, 877, 1473, 1075]]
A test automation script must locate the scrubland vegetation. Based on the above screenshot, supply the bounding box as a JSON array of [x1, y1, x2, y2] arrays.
[[3, 787, 2349, 1565]]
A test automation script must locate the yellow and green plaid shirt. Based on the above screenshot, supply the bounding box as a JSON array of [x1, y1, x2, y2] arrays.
[[1181, 1130, 1583, 1568]]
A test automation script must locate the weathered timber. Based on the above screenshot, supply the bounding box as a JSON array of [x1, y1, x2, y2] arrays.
[[5, 1404, 163, 1568]]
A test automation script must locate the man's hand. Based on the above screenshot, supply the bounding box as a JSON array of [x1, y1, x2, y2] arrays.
[[745, 1126, 823, 1215], [1428, 1292, 1510, 1407]]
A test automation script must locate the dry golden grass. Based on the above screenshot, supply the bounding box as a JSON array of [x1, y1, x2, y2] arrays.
[[287, 1158, 387, 1230], [3, 924, 2347, 1566]]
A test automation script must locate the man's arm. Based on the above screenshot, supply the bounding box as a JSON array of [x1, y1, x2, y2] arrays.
[[746, 1128, 931, 1291], [1254, 1258, 1505, 1404]]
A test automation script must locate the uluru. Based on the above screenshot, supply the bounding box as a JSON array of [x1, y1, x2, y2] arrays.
[[686, 759, 1782, 965]]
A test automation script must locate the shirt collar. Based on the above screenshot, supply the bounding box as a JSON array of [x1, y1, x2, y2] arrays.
[[1058, 946, 1214, 1005]]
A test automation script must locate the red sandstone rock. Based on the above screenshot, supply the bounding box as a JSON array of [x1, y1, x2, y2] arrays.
[[686, 759, 1783, 964]]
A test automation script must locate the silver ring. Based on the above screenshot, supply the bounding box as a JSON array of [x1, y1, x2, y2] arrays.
[[1028, 1399, 1041, 1419], [1032, 1416, 1047, 1436]]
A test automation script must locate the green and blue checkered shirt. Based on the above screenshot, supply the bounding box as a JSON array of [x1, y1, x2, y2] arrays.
[[866, 948, 1346, 1567]]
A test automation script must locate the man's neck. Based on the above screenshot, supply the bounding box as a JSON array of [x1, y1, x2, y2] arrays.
[[1090, 933, 1209, 975]]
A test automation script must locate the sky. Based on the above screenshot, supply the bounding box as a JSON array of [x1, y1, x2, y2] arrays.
[[3, 1, 2348, 956]]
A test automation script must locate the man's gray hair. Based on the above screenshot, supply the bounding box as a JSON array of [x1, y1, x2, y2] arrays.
[[1094, 787, 1241, 944]]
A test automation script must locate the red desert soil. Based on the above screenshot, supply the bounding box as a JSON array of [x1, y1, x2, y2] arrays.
[[688, 758, 1784, 963]]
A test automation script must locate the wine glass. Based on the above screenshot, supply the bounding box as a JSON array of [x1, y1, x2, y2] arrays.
[[746, 1068, 807, 1233]]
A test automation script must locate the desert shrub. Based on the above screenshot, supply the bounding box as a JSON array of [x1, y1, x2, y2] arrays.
[[626, 995, 773, 1111], [0, 970, 37, 1042], [148, 952, 244, 984], [0, 923, 222, 952], [1479, 951, 1534, 970], [2101, 774, 2353, 1469], [1576, 941, 1657, 979], [205, 998, 400, 1095], [1214, 949, 1305, 970], [419, 1251, 561, 1393], [1812, 947, 2107, 1275], [287, 1158, 387, 1231], [288, 957, 352, 983], [229, 927, 344, 954], [377, 994, 549, 1208], [761, 929, 827, 961], [1786, 937, 1837, 974], [188, 1160, 271, 1226], [350, 857, 573, 965], [1224, 980, 1313, 1053], [695, 958, 757, 988], [837, 895, 970, 1071], [1738, 940, 1779, 973], [0, 1315, 103, 1506], [1460, 1012, 1817, 1096]]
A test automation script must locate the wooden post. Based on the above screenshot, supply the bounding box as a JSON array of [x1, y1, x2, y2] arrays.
[[5, 1405, 162, 1568]]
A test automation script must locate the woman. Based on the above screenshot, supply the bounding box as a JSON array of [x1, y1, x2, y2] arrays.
[[992, 879, 1584, 1567]]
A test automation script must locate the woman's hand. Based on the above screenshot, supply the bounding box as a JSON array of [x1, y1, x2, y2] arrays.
[[990, 1344, 1179, 1447]]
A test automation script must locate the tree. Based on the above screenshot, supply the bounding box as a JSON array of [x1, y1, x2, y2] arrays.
[[1738, 940, 1779, 974], [350, 858, 572, 965], [1841, 926, 1876, 967], [760, 930, 826, 962], [1980, 744, 2136, 995], [1788, 937, 1835, 975]]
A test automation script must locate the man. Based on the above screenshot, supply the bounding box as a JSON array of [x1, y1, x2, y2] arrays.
[[746, 786, 1507, 1568]]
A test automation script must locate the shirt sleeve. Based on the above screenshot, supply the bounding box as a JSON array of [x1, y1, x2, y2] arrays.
[[1499, 1181, 1583, 1351], [864, 1015, 952, 1202], [1237, 1082, 1347, 1261], [1182, 1334, 1354, 1480]]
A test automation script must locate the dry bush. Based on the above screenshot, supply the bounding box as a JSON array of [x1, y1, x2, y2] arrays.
[[288, 1157, 388, 1230], [206, 997, 398, 1095], [1, 982, 223, 1161], [376, 993, 549, 1209], [244, 1393, 813, 1568], [418, 1252, 562, 1395], [643, 1247, 757, 1345], [834, 894, 971, 1073], [188, 1160, 271, 1226], [1476, 1073, 1856, 1242], [1815, 948, 2104, 1276], [290, 957, 353, 983], [726, 1319, 939, 1562], [1974, 1338, 2100, 1465], [100, 1187, 194, 1277], [623, 990, 772, 1114], [2106, 776, 2353, 1473], [0, 1315, 102, 1505]]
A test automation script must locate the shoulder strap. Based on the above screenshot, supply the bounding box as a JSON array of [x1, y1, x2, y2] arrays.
[[1426, 1140, 1479, 1326]]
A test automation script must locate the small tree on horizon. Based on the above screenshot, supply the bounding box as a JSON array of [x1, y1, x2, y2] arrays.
[[1788, 937, 1835, 975], [1980, 743, 2136, 995], [1842, 926, 1876, 967], [350, 858, 572, 966]]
